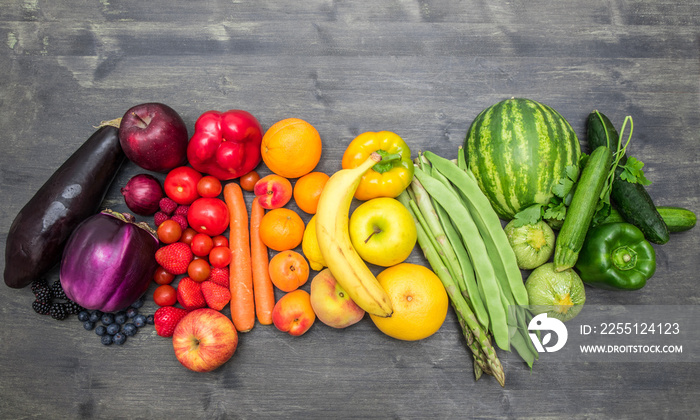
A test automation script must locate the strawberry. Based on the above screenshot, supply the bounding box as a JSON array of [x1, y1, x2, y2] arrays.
[[176, 277, 206, 310], [201, 281, 231, 311], [154, 306, 188, 337], [155, 242, 193, 275], [207, 266, 229, 288]]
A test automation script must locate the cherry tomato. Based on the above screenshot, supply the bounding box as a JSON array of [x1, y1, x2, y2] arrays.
[[212, 235, 229, 248], [157, 219, 183, 244], [197, 176, 223, 198], [179, 227, 197, 246], [153, 284, 177, 306], [187, 197, 230, 236], [190, 233, 214, 257], [153, 266, 175, 285], [209, 246, 232, 268], [188, 259, 211, 282], [164, 166, 202, 205], [239, 170, 260, 192]]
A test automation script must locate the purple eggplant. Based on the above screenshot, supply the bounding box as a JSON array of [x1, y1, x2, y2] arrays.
[[60, 210, 160, 312], [4, 126, 125, 289]]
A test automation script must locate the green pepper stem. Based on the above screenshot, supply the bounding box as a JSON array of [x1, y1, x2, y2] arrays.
[[372, 149, 402, 173], [612, 246, 637, 270]]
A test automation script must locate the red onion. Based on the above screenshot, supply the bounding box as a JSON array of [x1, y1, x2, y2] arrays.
[[121, 173, 164, 215]]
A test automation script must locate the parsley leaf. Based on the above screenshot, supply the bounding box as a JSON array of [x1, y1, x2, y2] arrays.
[[620, 156, 651, 186], [544, 201, 566, 221], [512, 203, 543, 227]]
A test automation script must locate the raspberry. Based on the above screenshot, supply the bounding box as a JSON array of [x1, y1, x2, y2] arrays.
[[154, 211, 169, 227], [171, 214, 188, 231], [159, 197, 178, 215], [174, 205, 189, 217]]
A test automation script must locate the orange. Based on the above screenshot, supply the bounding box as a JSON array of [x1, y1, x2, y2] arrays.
[[269, 250, 310, 292], [293, 172, 330, 214], [369, 263, 449, 341], [261, 118, 322, 179], [259, 208, 305, 252]]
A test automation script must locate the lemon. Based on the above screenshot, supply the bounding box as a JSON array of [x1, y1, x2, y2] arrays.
[[302, 215, 326, 271]]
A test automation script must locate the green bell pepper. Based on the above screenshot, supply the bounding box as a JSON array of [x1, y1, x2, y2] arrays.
[[574, 222, 656, 290]]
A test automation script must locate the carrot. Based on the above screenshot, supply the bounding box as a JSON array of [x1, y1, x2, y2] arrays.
[[223, 183, 255, 332], [250, 197, 275, 325]]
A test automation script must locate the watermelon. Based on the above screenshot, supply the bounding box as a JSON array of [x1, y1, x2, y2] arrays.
[[465, 98, 581, 220]]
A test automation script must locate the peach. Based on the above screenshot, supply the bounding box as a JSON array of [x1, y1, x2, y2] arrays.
[[253, 174, 292, 209], [272, 289, 315, 336], [310, 269, 365, 329]]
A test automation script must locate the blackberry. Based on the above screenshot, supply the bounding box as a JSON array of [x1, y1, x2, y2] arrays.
[[50, 280, 67, 300], [126, 307, 139, 319], [50, 303, 69, 320], [31, 278, 48, 293], [101, 335, 113, 346], [32, 300, 51, 315], [83, 321, 95, 331], [34, 285, 52, 303], [113, 332, 127, 345], [133, 314, 147, 328], [146, 314, 154, 325], [89, 310, 103, 323], [106, 323, 120, 335], [95, 325, 107, 336], [114, 311, 127, 325], [101, 313, 115, 326], [123, 323, 137, 337], [66, 300, 84, 315], [77, 310, 91, 322]]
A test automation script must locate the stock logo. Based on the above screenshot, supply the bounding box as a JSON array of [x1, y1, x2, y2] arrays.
[[528, 313, 568, 353]]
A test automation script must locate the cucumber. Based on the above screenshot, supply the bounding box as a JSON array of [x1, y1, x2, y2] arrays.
[[553, 146, 614, 272], [586, 111, 670, 244], [600, 206, 696, 233]]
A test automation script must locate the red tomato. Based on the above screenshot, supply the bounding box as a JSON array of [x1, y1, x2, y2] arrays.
[[179, 227, 197, 246], [209, 246, 232, 268], [153, 284, 177, 306], [187, 197, 230, 236], [188, 259, 211, 282], [153, 266, 175, 285], [197, 176, 223, 198], [164, 166, 202, 205], [157, 219, 182, 244], [212, 235, 229, 248], [239, 170, 260, 192], [191, 233, 214, 257]]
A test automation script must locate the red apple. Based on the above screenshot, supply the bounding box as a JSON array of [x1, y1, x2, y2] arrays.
[[253, 174, 293, 209], [119, 102, 189, 173], [310, 269, 365, 329], [172, 308, 238, 372], [272, 289, 315, 336]]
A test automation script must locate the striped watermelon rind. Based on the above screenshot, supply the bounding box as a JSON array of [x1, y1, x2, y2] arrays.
[[465, 98, 581, 220]]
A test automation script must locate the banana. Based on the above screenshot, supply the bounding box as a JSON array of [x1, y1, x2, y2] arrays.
[[315, 152, 393, 318]]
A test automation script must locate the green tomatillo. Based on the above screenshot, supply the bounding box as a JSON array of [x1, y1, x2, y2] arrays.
[[575, 222, 656, 291]]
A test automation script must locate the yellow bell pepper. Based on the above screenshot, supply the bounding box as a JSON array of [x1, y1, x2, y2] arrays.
[[341, 131, 414, 201]]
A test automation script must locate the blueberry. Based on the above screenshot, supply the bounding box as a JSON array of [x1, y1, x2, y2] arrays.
[[95, 325, 107, 336], [130, 297, 144, 309], [133, 314, 147, 328], [89, 310, 103, 323], [83, 321, 95, 331], [126, 307, 139, 318], [146, 314, 154, 325], [101, 313, 115, 325], [101, 334, 113, 345], [123, 323, 137, 337], [106, 323, 120, 335], [114, 311, 127, 325], [77, 310, 91, 322], [113, 332, 127, 345]]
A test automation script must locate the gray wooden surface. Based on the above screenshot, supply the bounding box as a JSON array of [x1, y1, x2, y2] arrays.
[[1, 1, 699, 418]]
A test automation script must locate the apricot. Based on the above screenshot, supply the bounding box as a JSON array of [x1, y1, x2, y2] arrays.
[[269, 250, 310, 292]]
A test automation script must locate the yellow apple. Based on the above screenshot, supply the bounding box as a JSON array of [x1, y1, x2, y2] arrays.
[[310, 269, 365, 328], [348, 197, 417, 267]]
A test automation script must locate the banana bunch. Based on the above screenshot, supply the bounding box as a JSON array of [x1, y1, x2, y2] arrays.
[[315, 153, 393, 318]]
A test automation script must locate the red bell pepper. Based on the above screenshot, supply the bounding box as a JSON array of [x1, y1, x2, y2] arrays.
[[186, 110, 263, 180]]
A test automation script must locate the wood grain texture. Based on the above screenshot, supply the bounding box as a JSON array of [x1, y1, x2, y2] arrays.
[[1, 0, 699, 418]]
